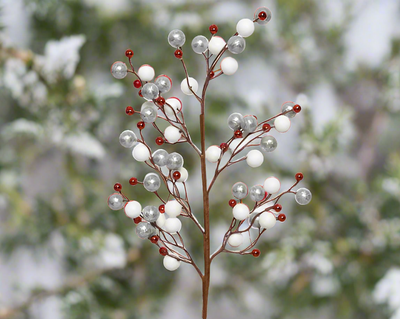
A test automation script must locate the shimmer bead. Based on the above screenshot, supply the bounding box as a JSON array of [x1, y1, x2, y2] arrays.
[[136, 221, 156, 239], [227, 35, 246, 54], [166, 152, 184, 170], [282, 101, 296, 118], [249, 185, 266, 202], [254, 7, 272, 25], [152, 149, 169, 166], [168, 29, 186, 48], [227, 113, 244, 131], [143, 173, 161, 192], [141, 83, 159, 101], [155, 75, 172, 94], [119, 130, 137, 148], [191, 35, 209, 54], [242, 115, 258, 132], [111, 61, 127, 79], [107, 193, 124, 210], [295, 188, 312, 205], [232, 182, 248, 199], [142, 206, 160, 222], [260, 135, 277, 152], [141, 107, 157, 123]]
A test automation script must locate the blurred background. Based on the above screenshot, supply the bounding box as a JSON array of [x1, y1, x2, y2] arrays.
[[0, 0, 400, 318]]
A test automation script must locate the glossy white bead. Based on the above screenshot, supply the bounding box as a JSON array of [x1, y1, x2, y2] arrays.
[[180, 77, 198, 95], [236, 18, 255, 38], [228, 233, 244, 247], [138, 64, 155, 82], [232, 203, 250, 221], [274, 115, 291, 133], [164, 126, 181, 143], [209, 36, 226, 55], [132, 143, 150, 162], [163, 255, 181, 271], [246, 150, 264, 167], [165, 217, 182, 233], [259, 212, 276, 229], [174, 167, 188, 182], [156, 213, 166, 228], [124, 200, 142, 218], [221, 57, 238, 75], [206, 145, 222, 163], [263, 176, 281, 194], [165, 200, 182, 217]]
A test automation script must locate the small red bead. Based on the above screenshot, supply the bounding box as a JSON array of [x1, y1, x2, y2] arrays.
[[137, 121, 145, 130], [278, 214, 287, 222], [295, 172, 304, 181], [293, 104, 302, 113], [129, 177, 138, 185], [174, 49, 183, 59], [252, 249, 261, 257], [159, 204, 165, 213], [125, 49, 134, 58], [258, 11, 267, 20], [274, 204, 282, 212], [209, 24, 218, 34], [234, 130, 243, 138], [133, 217, 142, 224], [220, 143, 228, 152], [209, 71, 215, 78], [229, 199, 237, 207], [114, 183, 122, 192], [125, 106, 134, 116], [138, 90, 143, 97], [173, 171, 181, 180], [155, 137, 164, 146], [262, 123, 271, 132], [133, 80, 141, 88], [159, 247, 168, 256], [156, 96, 165, 106], [150, 235, 159, 244]]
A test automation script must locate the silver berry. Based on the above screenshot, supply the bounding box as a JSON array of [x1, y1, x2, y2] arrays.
[[141, 83, 159, 101], [295, 188, 312, 205], [227, 113, 244, 131], [111, 61, 127, 79], [141, 107, 157, 123], [282, 102, 296, 118], [249, 185, 266, 202], [136, 221, 156, 239], [191, 35, 209, 54], [142, 206, 160, 222], [108, 193, 124, 210], [260, 135, 277, 152], [166, 152, 184, 170], [152, 149, 169, 166], [249, 212, 261, 229], [155, 75, 172, 93], [143, 173, 161, 192], [243, 115, 258, 132], [232, 182, 248, 199], [227, 36, 246, 54], [168, 29, 186, 48], [119, 130, 137, 148]]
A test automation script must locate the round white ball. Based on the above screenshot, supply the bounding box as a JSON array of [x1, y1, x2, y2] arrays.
[[246, 150, 264, 167], [228, 233, 244, 247], [206, 145, 222, 163], [232, 203, 250, 221], [209, 36, 226, 55], [165, 200, 182, 217], [181, 77, 199, 95], [274, 115, 291, 133], [175, 167, 188, 182], [138, 64, 155, 82], [165, 97, 182, 117], [220, 57, 238, 76], [164, 126, 181, 143], [263, 176, 281, 194], [165, 217, 182, 233], [236, 19, 255, 38], [156, 213, 166, 228], [163, 255, 181, 271], [132, 143, 150, 162], [124, 200, 141, 218], [259, 212, 276, 229]]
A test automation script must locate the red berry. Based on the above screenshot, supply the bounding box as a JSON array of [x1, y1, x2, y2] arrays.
[[125, 49, 134, 58], [156, 96, 165, 106], [174, 49, 183, 59], [159, 204, 165, 213], [150, 235, 159, 244], [293, 104, 301, 113], [133, 80, 141, 88], [173, 171, 181, 180], [209, 24, 218, 34], [114, 183, 122, 192], [258, 11, 267, 20], [229, 199, 237, 207], [252, 249, 261, 257], [133, 217, 142, 224], [138, 90, 143, 97], [274, 204, 282, 212], [156, 137, 164, 145], [234, 130, 243, 138], [159, 247, 168, 256], [137, 121, 145, 130], [129, 177, 138, 185], [295, 172, 304, 181], [262, 123, 271, 132], [125, 106, 134, 116], [278, 214, 286, 222], [209, 71, 215, 78], [220, 143, 228, 152]]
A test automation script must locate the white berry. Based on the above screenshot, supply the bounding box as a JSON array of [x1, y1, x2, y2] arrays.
[[236, 19, 255, 38], [138, 64, 155, 82], [163, 255, 181, 271], [181, 77, 198, 95], [164, 126, 181, 143], [165, 200, 182, 217], [274, 115, 291, 133], [228, 233, 244, 247], [259, 212, 276, 229], [124, 200, 141, 218], [220, 57, 238, 75], [232, 203, 250, 220], [132, 143, 150, 162], [156, 213, 166, 228], [263, 176, 281, 194], [209, 36, 226, 55], [175, 167, 188, 182], [164, 217, 182, 233], [206, 145, 222, 163], [246, 150, 264, 167]]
